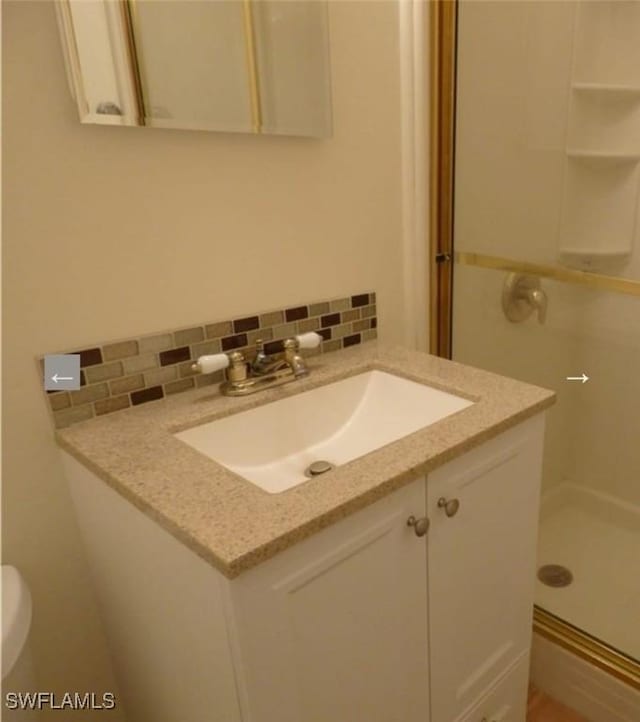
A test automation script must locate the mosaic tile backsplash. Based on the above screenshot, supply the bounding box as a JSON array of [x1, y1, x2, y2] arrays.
[[42, 292, 377, 428]]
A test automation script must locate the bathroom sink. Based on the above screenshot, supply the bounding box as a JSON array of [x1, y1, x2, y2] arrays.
[[175, 370, 473, 493]]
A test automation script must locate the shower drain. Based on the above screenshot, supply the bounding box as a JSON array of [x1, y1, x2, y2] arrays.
[[304, 460, 334, 478], [537, 564, 573, 588]]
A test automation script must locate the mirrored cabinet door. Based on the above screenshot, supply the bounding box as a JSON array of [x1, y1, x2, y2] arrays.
[[56, 0, 333, 138]]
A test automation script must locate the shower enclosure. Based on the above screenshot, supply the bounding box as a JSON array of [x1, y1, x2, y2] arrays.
[[434, 0, 640, 685]]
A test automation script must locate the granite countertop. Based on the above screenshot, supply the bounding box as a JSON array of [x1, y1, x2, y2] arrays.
[[56, 343, 555, 578]]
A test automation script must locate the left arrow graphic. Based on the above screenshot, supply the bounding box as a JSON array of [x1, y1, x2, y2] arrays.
[[51, 374, 74, 383]]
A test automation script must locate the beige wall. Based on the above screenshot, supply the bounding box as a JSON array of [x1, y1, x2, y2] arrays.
[[3, 0, 407, 707]]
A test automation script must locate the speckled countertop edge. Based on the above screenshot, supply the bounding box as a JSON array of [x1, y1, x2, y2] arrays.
[[56, 343, 556, 578]]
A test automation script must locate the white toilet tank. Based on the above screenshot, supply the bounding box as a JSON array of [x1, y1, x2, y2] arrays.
[[2, 565, 39, 720]]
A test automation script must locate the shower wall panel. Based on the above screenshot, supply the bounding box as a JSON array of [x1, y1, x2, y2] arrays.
[[453, 1, 640, 503], [454, 1, 574, 265]]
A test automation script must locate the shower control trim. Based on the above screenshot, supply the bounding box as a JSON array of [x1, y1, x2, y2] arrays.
[[502, 273, 548, 324]]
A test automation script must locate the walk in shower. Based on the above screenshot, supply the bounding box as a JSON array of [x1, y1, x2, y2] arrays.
[[437, 0, 639, 679]]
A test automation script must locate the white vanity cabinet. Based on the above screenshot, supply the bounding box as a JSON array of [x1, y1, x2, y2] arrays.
[[427, 414, 544, 722], [226, 476, 430, 722], [227, 414, 544, 722], [61, 413, 545, 722]]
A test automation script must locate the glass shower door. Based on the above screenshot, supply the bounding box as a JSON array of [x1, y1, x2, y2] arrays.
[[451, 0, 640, 666]]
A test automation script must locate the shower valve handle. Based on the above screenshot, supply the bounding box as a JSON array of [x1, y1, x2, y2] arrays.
[[502, 273, 548, 325]]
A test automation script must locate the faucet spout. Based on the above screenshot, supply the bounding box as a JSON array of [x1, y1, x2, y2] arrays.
[[283, 338, 309, 378], [192, 332, 322, 397], [251, 338, 283, 376]]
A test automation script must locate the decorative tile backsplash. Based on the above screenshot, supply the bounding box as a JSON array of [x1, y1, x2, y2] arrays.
[[42, 292, 377, 428]]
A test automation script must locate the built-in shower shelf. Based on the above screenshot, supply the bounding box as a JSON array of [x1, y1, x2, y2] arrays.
[[559, 248, 631, 270], [560, 248, 631, 257], [571, 83, 640, 99], [566, 150, 640, 165]]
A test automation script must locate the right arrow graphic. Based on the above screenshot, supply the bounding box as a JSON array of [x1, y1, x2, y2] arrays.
[[566, 373, 589, 384]]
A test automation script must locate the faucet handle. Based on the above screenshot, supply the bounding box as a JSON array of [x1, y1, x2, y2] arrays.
[[282, 332, 321, 358], [191, 353, 230, 374], [226, 351, 248, 383], [295, 332, 322, 349], [526, 288, 547, 324], [281, 333, 321, 378], [192, 351, 247, 382]]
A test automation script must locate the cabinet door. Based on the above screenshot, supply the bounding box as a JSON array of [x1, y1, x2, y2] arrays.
[[226, 478, 429, 722], [427, 415, 545, 722]]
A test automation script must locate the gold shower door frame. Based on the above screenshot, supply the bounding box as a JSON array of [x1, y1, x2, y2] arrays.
[[429, 0, 640, 690]]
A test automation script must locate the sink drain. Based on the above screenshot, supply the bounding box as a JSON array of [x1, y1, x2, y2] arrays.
[[538, 564, 573, 588], [304, 460, 334, 478]]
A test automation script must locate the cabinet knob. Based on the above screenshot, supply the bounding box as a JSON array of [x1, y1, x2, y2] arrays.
[[406, 515, 429, 537], [437, 497, 460, 517]]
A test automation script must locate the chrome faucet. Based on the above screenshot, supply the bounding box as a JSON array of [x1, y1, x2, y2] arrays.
[[191, 332, 322, 397]]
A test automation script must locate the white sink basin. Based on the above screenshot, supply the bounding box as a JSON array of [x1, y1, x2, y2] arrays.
[[175, 370, 473, 493]]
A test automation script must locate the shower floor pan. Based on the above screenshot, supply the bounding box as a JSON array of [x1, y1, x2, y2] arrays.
[[536, 481, 640, 663]]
